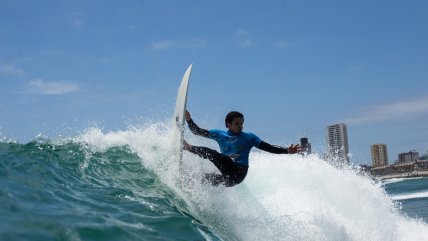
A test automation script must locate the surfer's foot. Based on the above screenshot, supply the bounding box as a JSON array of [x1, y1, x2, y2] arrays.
[[182, 140, 192, 151]]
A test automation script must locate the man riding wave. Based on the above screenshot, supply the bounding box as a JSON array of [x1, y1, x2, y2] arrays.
[[183, 110, 302, 187]]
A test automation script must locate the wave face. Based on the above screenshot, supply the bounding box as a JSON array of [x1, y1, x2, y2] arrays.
[[1, 122, 428, 241]]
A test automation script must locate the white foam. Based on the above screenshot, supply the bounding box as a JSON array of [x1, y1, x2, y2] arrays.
[[391, 191, 428, 201], [383, 177, 425, 185]]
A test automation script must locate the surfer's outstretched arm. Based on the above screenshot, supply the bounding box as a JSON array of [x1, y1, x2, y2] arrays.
[[185, 111, 210, 138], [258, 141, 302, 154]]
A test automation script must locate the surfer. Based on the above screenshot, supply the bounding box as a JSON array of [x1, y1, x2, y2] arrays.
[[183, 110, 302, 187]]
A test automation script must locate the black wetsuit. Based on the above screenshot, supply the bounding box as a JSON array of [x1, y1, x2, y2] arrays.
[[186, 119, 289, 187]]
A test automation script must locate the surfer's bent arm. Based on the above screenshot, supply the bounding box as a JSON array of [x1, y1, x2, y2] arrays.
[[257, 141, 289, 154], [187, 118, 210, 138]]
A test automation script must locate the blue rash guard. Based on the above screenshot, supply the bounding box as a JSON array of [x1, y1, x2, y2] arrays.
[[186, 118, 289, 186], [208, 129, 262, 167]]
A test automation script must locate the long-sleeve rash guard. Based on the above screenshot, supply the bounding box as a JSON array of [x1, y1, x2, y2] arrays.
[[187, 118, 288, 166]]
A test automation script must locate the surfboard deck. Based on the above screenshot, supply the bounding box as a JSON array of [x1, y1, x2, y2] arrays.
[[173, 64, 192, 161]]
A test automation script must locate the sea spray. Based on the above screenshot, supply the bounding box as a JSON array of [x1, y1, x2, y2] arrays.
[[75, 122, 428, 241]]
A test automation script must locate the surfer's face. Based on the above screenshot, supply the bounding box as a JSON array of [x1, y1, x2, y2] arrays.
[[227, 117, 244, 134]]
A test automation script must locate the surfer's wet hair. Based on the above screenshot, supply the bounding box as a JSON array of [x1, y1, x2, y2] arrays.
[[225, 111, 244, 127]]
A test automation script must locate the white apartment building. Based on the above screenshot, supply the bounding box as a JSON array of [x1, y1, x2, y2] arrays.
[[326, 123, 350, 163]]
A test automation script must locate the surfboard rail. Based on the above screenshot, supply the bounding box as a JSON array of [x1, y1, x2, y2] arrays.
[[173, 64, 193, 162]]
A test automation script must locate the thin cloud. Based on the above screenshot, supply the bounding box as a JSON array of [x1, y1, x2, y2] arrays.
[[73, 19, 84, 28], [0, 64, 26, 76], [235, 29, 247, 37], [240, 39, 256, 48], [151, 38, 206, 51], [344, 96, 428, 124], [234, 29, 256, 48], [152, 40, 177, 51], [27, 79, 79, 95], [67, 12, 85, 29]]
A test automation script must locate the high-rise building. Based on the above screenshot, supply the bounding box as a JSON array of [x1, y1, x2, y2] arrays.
[[371, 144, 388, 167], [398, 150, 419, 163], [300, 137, 312, 154], [326, 123, 349, 163]]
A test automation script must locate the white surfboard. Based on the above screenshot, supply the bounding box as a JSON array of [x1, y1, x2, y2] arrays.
[[173, 64, 192, 161]]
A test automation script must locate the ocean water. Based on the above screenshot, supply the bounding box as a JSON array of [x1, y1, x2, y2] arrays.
[[1, 122, 428, 241], [384, 177, 428, 223]]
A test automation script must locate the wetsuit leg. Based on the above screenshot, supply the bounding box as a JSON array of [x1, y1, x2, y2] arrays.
[[224, 165, 248, 187], [187, 146, 236, 174], [187, 146, 249, 186]]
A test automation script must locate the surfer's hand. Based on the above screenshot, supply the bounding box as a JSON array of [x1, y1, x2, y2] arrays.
[[287, 144, 302, 154], [185, 110, 191, 121]]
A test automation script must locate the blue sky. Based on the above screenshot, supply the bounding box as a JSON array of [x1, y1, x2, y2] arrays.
[[1, 0, 427, 164]]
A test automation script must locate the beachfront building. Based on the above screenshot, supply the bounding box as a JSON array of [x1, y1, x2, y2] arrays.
[[326, 123, 349, 163], [300, 137, 312, 154], [397, 150, 419, 163], [370, 149, 428, 179], [371, 144, 388, 167]]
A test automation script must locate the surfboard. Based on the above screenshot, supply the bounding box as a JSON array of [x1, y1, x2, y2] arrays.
[[173, 64, 192, 161]]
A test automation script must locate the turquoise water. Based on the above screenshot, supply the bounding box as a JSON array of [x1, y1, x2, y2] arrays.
[[1, 123, 428, 241], [0, 139, 216, 240], [384, 177, 428, 223]]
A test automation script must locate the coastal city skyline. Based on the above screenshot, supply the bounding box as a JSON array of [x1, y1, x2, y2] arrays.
[[320, 122, 427, 166], [370, 147, 428, 180]]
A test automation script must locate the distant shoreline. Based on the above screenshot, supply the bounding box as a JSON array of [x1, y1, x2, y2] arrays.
[[378, 170, 428, 180]]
